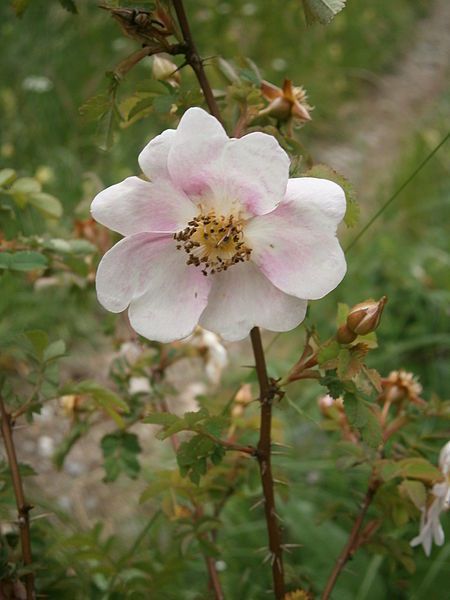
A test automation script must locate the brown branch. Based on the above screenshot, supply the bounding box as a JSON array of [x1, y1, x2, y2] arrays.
[[0, 397, 34, 599], [250, 327, 285, 599], [321, 475, 379, 600], [171, 0, 222, 123]]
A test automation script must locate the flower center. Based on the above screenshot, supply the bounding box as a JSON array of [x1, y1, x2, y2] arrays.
[[174, 211, 252, 276]]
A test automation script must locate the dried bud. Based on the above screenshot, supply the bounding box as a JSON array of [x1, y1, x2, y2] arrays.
[[380, 370, 424, 406], [260, 79, 312, 124], [346, 296, 387, 336], [152, 55, 180, 87]]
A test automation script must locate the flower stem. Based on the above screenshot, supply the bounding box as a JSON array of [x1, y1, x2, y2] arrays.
[[171, 0, 223, 123], [321, 475, 379, 600], [0, 397, 34, 599], [250, 327, 285, 599]]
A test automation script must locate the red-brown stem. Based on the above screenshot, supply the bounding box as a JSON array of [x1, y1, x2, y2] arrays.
[[250, 327, 285, 599], [321, 476, 379, 600], [171, 0, 223, 123], [0, 397, 34, 599]]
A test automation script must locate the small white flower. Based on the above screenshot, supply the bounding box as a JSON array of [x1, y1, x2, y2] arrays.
[[410, 441, 450, 556], [129, 376, 152, 395], [186, 327, 228, 384]]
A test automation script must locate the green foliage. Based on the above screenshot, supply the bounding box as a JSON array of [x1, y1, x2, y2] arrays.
[[101, 431, 141, 482]]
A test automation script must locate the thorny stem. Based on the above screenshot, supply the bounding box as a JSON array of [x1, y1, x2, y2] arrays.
[[171, 4, 284, 597], [250, 327, 285, 599], [171, 0, 223, 123], [321, 475, 379, 600], [0, 397, 34, 599]]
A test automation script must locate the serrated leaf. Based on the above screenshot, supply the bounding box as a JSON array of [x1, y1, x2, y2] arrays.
[[360, 407, 382, 448], [79, 94, 111, 123], [317, 340, 340, 367], [339, 344, 369, 380], [101, 432, 141, 482], [152, 94, 176, 114], [143, 413, 180, 426], [343, 393, 367, 428], [29, 192, 63, 219], [320, 373, 344, 399], [302, 0, 346, 25], [304, 164, 358, 227], [0, 169, 17, 188]]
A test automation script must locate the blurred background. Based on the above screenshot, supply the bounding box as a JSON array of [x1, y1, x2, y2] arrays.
[[0, 0, 449, 598]]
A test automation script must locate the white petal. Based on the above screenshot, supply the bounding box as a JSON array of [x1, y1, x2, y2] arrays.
[[245, 177, 347, 300], [138, 128, 176, 180], [168, 109, 289, 216], [128, 249, 211, 343], [167, 107, 228, 198], [96, 233, 172, 312], [199, 261, 307, 341], [91, 176, 195, 235], [208, 132, 290, 216]]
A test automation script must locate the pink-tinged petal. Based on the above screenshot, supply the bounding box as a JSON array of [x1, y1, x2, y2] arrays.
[[91, 176, 195, 236], [96, 233, 211, 342], [138, 128, 175, 180], [96, 233, 171, 312], [129, 259, 211, 344], [199, 262, 307, 341], [167, 107, 228, 198], [245, 177, 347, 300], [168, 108, 289, 216], [210, 132, 290, 216]]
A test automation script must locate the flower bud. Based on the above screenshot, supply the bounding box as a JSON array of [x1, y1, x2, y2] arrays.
[[152, 55, 180, 87], [336, 324, 357, 344], [346, 296, 387, 336]]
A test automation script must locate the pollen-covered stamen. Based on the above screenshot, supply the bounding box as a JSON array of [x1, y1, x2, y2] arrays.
[[174, 212, 252, 276]]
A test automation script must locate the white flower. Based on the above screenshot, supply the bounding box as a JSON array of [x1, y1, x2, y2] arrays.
[[185, 327, 228, 384], [91, 108, 346, 342], [410, 441, 450, 556]]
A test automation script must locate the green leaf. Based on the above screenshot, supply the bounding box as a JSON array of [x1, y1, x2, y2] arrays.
[[304, 164, 359, 227], [343, 393, 367, 428], [302, 0, 346, 25], [1, 251, 48, 272], [10, 177, 41, 194], [29, 192, 63, 219], [0, 169, 17, 188], [43, 339, 66, 362], [54, 421, 89, 469], [24, 330, 49, 361], [360, 407, 382, 448], [79, 94, 110, 122], [317, 340, 340, 367], [399, 480, 426, 510], [128, 95, 156, 120], [177, 434, 225, 485], [152, 94, 176, 114], [143, 413, 180, 426], [101, 432, 141, 482], [65, 381, 129, 428], [380, 458, 443, 483]]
